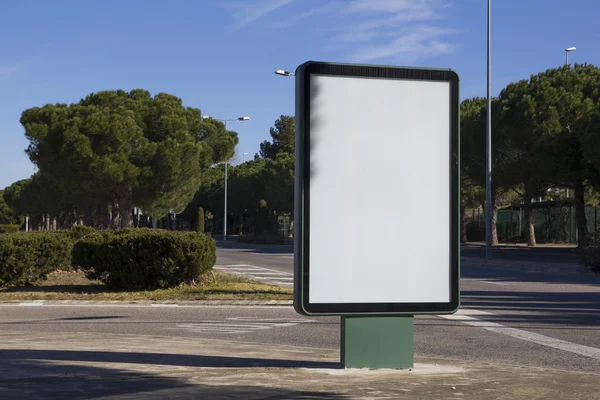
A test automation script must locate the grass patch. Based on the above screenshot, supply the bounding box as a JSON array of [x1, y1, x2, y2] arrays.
[[0, 269, 293, 301]]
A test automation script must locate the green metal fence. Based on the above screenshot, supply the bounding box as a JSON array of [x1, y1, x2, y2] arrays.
[[467, 206, 600, 243]]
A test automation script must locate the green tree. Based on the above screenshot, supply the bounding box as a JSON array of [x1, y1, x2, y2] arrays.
[[258, 115, 295, 159], [512, 65, 600, 247], [0, 190, 21, 225], [21, 89, 237, 228], [460, 97, 509, 244], [499, 79, 557, 246]]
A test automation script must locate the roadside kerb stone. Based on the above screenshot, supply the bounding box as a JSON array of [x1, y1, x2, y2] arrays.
[[0, 300, 294, 306]]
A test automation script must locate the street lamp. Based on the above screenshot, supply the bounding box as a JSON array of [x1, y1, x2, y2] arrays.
[[202, 115, 250, 241], [565, 47, 576, 65], [275, 70, 295, 77]]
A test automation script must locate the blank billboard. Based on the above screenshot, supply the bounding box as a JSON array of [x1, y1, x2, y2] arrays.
[[294, 62, 459, 315]]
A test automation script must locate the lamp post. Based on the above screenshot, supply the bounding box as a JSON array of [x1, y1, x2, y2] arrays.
[[202, 115, 250, 241], [565, 47, 576, 65], [485, 0, 492, 260]]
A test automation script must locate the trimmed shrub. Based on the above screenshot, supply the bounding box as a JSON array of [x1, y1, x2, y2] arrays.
[[72, 228, 216, 289], [46, 225, 98, 244], [0, 231, 72, 286], [0, 224, 20, 234]]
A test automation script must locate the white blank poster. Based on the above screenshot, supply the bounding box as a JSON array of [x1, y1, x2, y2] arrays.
[[308, 74, 451, 304]]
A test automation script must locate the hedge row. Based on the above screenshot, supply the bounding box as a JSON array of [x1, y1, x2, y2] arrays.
[[0, 224, 20, 234], [0, 231, 72, 286], [0, 227, 216, 288], [73, 229, 216, 289]]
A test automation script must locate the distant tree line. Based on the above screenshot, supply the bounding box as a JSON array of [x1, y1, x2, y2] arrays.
[[461, 64, 600, 247], [3, 65, 600, 250], [179, 115, 295, 238], [2, 89, 237, 230]]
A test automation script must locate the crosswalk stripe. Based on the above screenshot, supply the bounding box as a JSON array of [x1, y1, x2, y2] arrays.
[[214, 264, 293, 287]]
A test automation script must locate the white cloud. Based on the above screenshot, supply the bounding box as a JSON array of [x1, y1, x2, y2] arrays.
[[271, 2, 340, 29], [344, 0, 441, 14], [334, 0, 455, 62], [348, 27, 456, 63], [0, 65, 21, 81], [218, 0, 456, 63], [218, 0, 296, 29]]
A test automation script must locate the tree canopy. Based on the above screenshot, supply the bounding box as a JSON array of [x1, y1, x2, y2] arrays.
[[0, 190, 20, 225], [461, 64, 600, 247], [257, 115, 295, 159], [19, 89, 237, 227]]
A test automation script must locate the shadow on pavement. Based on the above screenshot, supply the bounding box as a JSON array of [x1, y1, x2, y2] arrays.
[[0, 354, 345, 400], [216, 241, 293, 254], [0, 349, 340, 369]]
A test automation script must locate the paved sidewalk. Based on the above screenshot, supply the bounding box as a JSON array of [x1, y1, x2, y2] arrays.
[[1, 331, 599, 399]]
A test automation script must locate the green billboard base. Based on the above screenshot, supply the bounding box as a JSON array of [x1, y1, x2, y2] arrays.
[[341, 316, 414, 369]]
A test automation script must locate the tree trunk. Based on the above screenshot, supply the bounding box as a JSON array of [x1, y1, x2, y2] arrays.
[[82, 206, 93, 227], [491, 198, 499, 245], [288, 212, 294, 237], [574, 183, 588, 248], [110, 198, 119, 229], [460, 201, 468, 243], [239, 215, 244, 235], [119, 196, 133, 228], [102, 210, 110, 230], [523, 197, 536, 246]]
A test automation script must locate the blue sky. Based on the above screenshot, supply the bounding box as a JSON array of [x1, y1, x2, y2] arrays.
[[1, 0, 598, 189]]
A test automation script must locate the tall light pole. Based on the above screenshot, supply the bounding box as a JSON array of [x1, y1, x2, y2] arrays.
[[203, 115, 250, 241], [565, 47, 576, 65], [485, 0, 493, 260]]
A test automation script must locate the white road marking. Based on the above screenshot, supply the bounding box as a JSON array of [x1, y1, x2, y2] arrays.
[[18, 303, 43, 306], [170, 317, 315, 335], [214, 264, 293, 287], [442, 309, 600, 361], [253, 276, 293, 280]]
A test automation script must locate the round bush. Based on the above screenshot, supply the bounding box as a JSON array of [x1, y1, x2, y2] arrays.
[[72, 228, 216, 289], [0, 231, 72, 286]]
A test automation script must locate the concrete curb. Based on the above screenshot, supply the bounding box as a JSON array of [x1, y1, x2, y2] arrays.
[[461, 256, 596, 276], [0, 300, 294, 306]]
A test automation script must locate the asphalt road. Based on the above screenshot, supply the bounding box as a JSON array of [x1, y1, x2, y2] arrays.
[[217, 240, 583, 268], [2, 257, 600, 373], [461, 243, 581, 264]]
